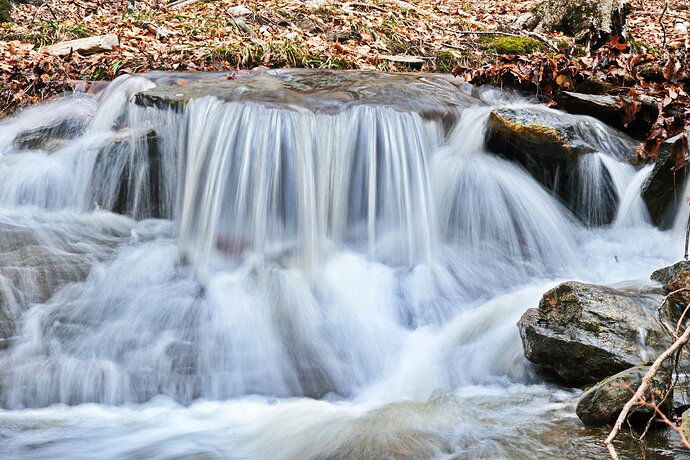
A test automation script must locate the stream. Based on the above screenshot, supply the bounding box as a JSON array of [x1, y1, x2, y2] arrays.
[[0, 69, 686, 459]]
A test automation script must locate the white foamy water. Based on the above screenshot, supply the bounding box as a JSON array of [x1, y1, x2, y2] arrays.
[[0, 72, 683, 459]]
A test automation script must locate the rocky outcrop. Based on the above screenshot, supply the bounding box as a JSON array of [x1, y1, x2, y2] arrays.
[[556, 91, 659, 138], [651, 261, 690, 322], [518, 281, 669, 385], [576, 365, 671, 426], [642, 133, 690, 228]]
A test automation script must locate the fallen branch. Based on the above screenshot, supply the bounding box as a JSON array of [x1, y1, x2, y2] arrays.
[[605, 317, 690, 459]]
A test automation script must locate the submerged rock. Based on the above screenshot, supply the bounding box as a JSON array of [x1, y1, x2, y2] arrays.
[[642, 133, 690, 228], [134, 69, 475, 124], [576, 365, 671, 427], [518, 281, 669, 385]]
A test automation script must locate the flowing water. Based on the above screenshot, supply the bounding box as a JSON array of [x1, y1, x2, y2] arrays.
[[0, 70, 685, 459]]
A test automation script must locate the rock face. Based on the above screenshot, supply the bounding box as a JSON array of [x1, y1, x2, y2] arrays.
[[518, 281, 669, 385], [576, 365, 671, 426], [651, 261, 690, 321], [556, 91, 659, 138], [529, 0, 629, 49], [642, 133, 690, 228]]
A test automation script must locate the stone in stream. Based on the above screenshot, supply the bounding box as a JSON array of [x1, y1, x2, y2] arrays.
[[556, 91, 659, 138], [134, 69, 476, 131], [485, 106, 636, 226], [518, 281, 670, 385], [576, 365, 672, 427], [90, 127, 163, 219], [642, 133, 690, 228]]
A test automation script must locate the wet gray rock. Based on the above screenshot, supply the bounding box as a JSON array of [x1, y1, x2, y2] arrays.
[[0, 276, 23, 350], [518, 281, 669, 385], [576, 365, 672, 427], [134, 69, 475, 124], [485, 106, 632, 226], [642, 133, 690, 228], [556, 91, 659, 138], [90, 127, 163, 219], [651, 260, 690, 322]]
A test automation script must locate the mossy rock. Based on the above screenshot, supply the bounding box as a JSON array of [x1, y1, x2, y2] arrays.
[[0, 0, 12, 23], [479, 36, 543, 55]]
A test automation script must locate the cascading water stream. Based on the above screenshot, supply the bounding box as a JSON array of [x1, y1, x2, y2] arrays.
[[0, 71, 684, 459]]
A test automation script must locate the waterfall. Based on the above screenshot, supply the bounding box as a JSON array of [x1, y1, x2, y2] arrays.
[[0, 71, 680, 458]]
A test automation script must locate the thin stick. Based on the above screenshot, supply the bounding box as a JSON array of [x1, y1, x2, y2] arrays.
[[660, 1, 669, 49], [605, 319, 690, 459], [684, 205, 690, 260]]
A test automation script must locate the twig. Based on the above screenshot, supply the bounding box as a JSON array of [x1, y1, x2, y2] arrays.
[[453, 30, 523, 37], [441, 43, 466, 51], [685, 205, 690, 260], [660, 1, 669, 50], [605, 317, 690, 459], [657, 288, 690, 339]]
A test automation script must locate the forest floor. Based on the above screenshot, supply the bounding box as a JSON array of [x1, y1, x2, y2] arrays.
[[0, 0, 688, 145]]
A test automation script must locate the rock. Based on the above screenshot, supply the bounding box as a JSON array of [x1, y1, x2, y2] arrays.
[[635, 62, 664, 83], [227, 4, 251, 16], [531, 0, 629, 49], [573, 78, 614, 95], [134, 69, 475, 123], [379, 55, 426, 69], [487, 107, 594, 158], [515, 12, 540, 30], [0, 275, 23, 350], [485, 106, 628, 225], [683, 408, 690, 441], [642, 133, 690, 228], [13, 114, 90, 151], [576, 365, 672, 426], [518, 281, 670, 385], [89, 127, 163, 219], [44, 34, 119, 57], [556, 91, 659, 138], [651, 261, 690, 321]]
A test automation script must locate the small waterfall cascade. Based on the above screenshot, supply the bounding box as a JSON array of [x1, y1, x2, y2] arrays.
[[0, 70, 683, 459]]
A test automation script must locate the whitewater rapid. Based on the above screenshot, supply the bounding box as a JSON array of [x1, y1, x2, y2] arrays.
[[0, 71, 685, 459]]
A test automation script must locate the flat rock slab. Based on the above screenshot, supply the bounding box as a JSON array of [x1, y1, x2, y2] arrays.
[[134, 69, 477, 119], [45, 35, 119, 57]]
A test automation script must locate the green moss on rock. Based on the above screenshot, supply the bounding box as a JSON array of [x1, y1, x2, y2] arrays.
[[479, 36, 543, 55], [0, 0, 12, 23]]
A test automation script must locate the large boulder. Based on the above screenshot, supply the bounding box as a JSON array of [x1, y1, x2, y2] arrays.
[[642, 133, 690, 228], [576, 365, 672, 427], [556, 91, 659, 139], [518, 281, 669, 385], [485, 107, 634, 226]]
